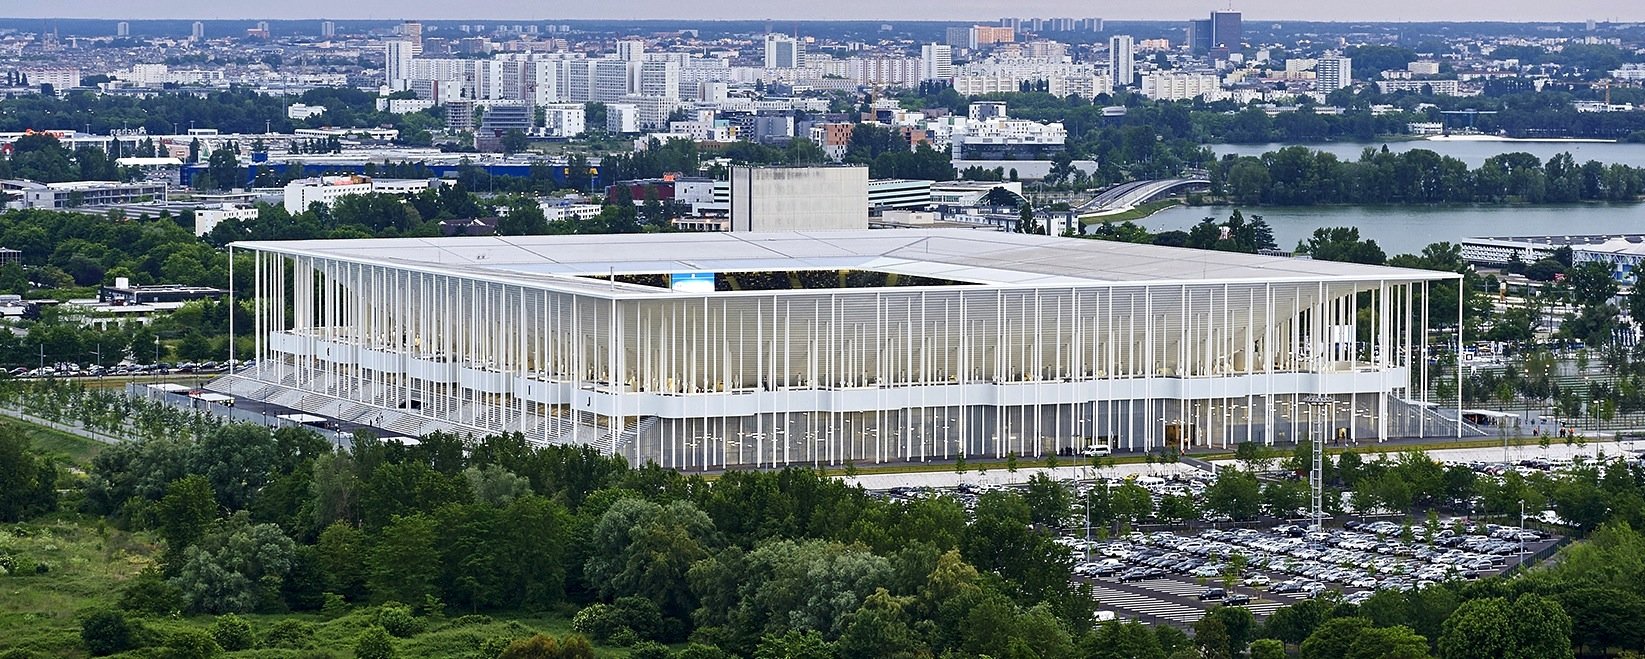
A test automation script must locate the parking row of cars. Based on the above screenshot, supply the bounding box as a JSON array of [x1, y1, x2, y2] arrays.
[[1079, 520, 1550, 603], [8, 359, 249, 379]]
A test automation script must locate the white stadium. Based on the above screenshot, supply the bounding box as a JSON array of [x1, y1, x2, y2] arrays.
[[214, 230, 1462, 469]]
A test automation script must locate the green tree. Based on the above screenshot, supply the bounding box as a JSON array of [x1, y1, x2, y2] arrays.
[[1438, 598, 1513, 659], [1022, 472, 1072, 528], [170, 519, 297, 614], [1569, 261, 1619, 308], [756, 629, 836, 659], [0, 427, 57, 522], [585, 498, 716, 619], [368, 514, 441, 605], [1251, 638, 1287, 659], [1301, 616, 1372, 659], [315, 521, 369, 601], [1205, 468, 1263, 520], [156, 475, 218, 563]]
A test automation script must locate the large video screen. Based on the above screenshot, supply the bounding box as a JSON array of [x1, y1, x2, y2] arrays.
[[670, 272, 716, 293]]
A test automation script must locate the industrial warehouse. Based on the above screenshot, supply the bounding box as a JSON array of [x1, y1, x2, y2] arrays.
[[212, 230, 1462, 470]]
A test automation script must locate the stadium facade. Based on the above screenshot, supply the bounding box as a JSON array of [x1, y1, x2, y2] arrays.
[[217, 231, 1461, 469]]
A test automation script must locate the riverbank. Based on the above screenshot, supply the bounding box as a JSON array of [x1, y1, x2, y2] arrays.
[[1078, 198, 1183, 224]]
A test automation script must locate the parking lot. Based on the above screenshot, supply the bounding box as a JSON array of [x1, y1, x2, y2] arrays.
[[1074, 521, 1560, 625]]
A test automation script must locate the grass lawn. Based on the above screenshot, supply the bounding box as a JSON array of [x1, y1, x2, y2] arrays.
[[14, 420, 108, 464], [1078, 198, 1183, 224]]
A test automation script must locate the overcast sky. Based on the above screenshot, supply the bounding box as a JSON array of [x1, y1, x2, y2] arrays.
[[7, 0, 1642, 23]]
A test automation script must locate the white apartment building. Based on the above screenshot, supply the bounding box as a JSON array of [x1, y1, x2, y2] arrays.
[[540, 103, 586, 138], [607, 103, 640, 133], [1316, 56, 1352, 91], [1141, 72, 1227, 101], [194, 204, 260, 236], [1376, 79, 1462, 95], [920, 44, 954, 81], [25, 69, 80, 89]]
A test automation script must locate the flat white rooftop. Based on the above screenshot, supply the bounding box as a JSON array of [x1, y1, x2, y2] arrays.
[[234, 230, 1456, 298]]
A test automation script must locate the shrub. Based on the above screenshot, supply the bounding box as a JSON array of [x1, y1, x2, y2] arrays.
[[0, 649, 37, 659], [570, 603, 621, 641], [80, 609, 134, 656], [372, 602, 424, 638], [165, 629, 222, 659], [320, 592, 348, 618], [261, 618, 314, 649], [628, 641, 671, 659], [209, 614, 254, 651], [354, 626, 396, 659], [117, 567, 185, 615], [449, 614, 494, 627], [571, 597, 663, 644]]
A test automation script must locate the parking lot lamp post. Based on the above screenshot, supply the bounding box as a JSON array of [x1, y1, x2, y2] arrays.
[[1519, 499, 1526, 565], [1084, 468, 1090, 563]]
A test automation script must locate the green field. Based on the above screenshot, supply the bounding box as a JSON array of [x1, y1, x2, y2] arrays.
[[1, 423, 605, 659], [0, 515, 605, 658]]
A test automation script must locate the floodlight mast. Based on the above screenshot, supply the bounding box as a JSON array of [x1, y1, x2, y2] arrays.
[[1301, 395, 1334, 530]]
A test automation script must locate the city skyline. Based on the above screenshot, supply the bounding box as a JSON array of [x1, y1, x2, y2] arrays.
[[4, 0, 1642, 23]]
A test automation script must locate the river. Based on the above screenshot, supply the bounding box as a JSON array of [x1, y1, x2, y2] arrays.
[[1134, 203, 1645, 256], [1211, 139, 1645, 168]]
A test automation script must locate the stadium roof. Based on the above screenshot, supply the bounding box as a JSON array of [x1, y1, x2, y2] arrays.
[[234, 230, 1457, 299]]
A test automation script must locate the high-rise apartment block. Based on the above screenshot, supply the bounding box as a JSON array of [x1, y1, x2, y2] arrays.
[[920, 44, 953, 81], [1316, 56, 1352, 91], [1108, 35, 1135, 87]]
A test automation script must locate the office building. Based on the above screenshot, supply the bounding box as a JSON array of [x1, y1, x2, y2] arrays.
[[282, 175, 443, 214], [1211, 11, 1242, 52], [7, 180, 168, 209], [765, 34, 803, 69], [116, 22, 129, 37], [191, 21, 205, 41], [1316, 56, 1352, 91], [1188, 19, 1213, 54], [1108, 35, 1135, 87], [321, 21, 336, 38], [729, 165, 868, 232], [218, 231, 1460, 468], [475, 103, 533, 152], [920, 44, 954, 81]]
